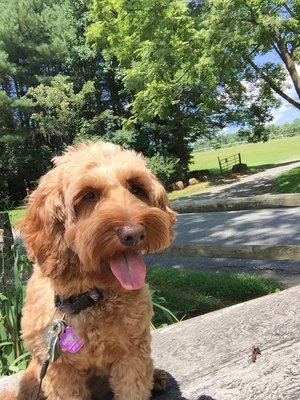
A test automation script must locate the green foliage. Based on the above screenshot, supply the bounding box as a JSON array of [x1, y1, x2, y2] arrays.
[[194, 114, 300, 153], [28, 75, 95, 141], [0, 195, 17, 213], [87, 0, 282, 137], [2, 0, 300, 203], [0, 247, 32, 375], [0, 0, 78, 202], [272, 166, 300, 194], [109, 128, 138, 149], [0, 0, 74, 87], [267, 118, 300, 139], [146, 153, 180, 190], [147, 267, 282, 322], [199, 0, 300, 111], [150, 289, 179, 329]]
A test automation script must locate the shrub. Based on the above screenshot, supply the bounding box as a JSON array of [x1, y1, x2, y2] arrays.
[[146, 153, 180, 190]]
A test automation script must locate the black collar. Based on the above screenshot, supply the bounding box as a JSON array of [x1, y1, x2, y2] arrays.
[[54, 288, 104, 315]]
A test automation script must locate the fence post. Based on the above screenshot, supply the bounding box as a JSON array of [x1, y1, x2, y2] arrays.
[[218, 156, 223, 174], [0, 212, 14, 252]]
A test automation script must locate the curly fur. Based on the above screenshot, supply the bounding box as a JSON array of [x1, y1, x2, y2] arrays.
[[13, 141, 176, 400]]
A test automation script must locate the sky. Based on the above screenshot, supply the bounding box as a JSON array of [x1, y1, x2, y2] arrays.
[[271, 98, 299, 125], [223, 52, 300, 134], [256, 51, 300, 126]]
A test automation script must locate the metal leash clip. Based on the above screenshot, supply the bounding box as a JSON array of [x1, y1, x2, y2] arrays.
[[46, 318, 67, 362], [36, 316, 67, 399]]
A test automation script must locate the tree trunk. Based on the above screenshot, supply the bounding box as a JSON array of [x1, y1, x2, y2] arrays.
[[273, 34, 300, 100]]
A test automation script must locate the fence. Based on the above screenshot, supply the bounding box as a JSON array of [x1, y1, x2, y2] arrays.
[[218, 153, 241, 174], [0, 212, 14, 252]]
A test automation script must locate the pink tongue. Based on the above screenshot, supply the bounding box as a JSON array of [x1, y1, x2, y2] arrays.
[[110, 253, 146, 290]]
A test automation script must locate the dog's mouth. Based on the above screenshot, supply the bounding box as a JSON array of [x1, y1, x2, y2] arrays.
[[109, 253, 146, 291]]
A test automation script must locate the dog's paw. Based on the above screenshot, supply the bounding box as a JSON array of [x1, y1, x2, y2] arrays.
[[152, 369, 167, 394]]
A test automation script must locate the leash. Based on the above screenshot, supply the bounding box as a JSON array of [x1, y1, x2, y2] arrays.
[[36, 310, 66, 400]]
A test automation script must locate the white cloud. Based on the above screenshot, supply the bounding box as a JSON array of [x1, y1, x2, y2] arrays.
[[271, 102, 294, 124], [270, 63, 300, 124]]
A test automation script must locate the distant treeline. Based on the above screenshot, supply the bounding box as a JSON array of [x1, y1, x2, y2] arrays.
[[193, 119, 300, 152]]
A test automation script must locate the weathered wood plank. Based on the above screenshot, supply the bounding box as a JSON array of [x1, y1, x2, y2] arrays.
[[1, 287, 299, 399], [151, 286, 300, 400], [161, 243, 300, 260], [0, 374, 22, 398]]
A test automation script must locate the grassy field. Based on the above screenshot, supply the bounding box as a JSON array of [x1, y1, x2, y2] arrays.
[[167, 136, 300, 199], [8, 207, 26, 227], [191, 136, 300, 173], [147, 267, 281, 326], [272, 166, 300, 193], [168, 181, 211, 200]]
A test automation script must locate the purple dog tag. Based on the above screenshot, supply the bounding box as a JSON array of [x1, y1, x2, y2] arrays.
[[59, 326, 84, 353]]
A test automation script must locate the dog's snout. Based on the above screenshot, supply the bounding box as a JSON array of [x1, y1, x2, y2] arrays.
[[118, 224, 146, 247]]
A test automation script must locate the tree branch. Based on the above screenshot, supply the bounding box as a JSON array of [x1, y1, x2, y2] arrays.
[[244, 56, 300, 110], [282, 3, 296, 18], [271, 33, 300, 99]]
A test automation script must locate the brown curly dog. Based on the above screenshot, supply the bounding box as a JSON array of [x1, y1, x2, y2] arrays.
[[13, 142, 176, 400]]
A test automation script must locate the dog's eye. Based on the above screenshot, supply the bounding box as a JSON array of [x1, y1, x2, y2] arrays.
[[83, 191, 98, 201], [129, 184, 142, 195], [128, 182, 148, 201]]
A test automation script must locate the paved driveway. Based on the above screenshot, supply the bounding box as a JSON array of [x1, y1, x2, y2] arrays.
[[147, 159, 300, 287], [177, 159, 300, 202]]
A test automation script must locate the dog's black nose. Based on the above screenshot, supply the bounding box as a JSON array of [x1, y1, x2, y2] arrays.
[[118, 224, 146, 247]]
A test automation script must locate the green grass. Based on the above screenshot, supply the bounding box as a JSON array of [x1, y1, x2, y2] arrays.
[[191, 136, 300, 172], [272, 166, 300, 194], [0, 247, 32, 375], [167, 136, 300, 200], [168, 181, 211, 200], [7, 207, 26, 227], [147, 267, 282, 326]]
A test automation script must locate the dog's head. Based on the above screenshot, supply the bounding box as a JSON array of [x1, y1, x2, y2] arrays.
[[19, 141, 176, 289]]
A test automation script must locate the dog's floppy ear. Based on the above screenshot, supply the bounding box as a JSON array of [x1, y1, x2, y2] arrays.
[[150, 175, 177, 227], [18, 171, 68, 277]]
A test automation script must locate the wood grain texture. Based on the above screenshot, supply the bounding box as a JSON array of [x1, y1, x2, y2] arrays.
[[1, 288, 300, 400], [151, 286, 300, 400]]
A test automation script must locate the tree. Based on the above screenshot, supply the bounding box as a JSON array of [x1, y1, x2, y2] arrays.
[[86, 0, 281, 170], [2, 0, 296, 203], [28, 75, 95, 142], [197, 0, 300, 110], [0, 0, 83, 202]]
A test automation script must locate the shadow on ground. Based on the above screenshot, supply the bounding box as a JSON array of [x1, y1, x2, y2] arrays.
[[151, 372, 216, 400]]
